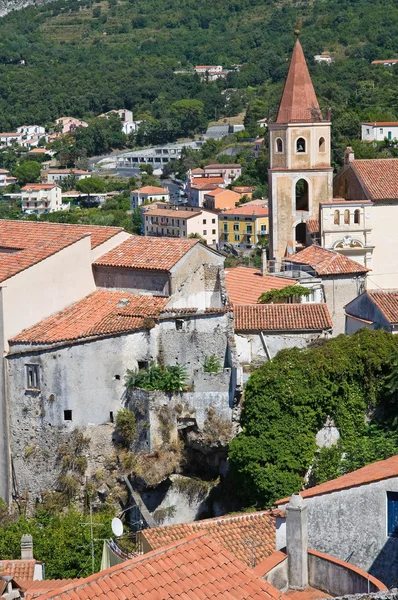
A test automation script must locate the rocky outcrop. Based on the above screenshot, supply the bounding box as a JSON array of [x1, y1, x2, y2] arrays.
[[0, 0, 57, 17]]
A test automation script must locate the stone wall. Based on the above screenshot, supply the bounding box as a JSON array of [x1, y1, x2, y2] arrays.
[[7, 311, 236, 501], [322, 275, 365, 336]]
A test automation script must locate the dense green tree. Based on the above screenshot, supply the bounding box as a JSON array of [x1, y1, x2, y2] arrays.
[[229, 329, 398, 509], [13, 161, 41, 185]]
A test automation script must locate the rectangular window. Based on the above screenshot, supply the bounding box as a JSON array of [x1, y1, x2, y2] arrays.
[[212, 229, 216, 235], [26, 364, 40, 390], [234, 216, 239, 221], [380, 128, 383, 134], [223, 223, 228, 232], [233, 224, 239, 231], [203, 230, 207, 235], [261, 225, 266, 234], [388, 492, 398, 537], [212, 219, 215, 224], [234, 234, 240, 241], [64, 410, 72, 421], [203, 219, 206, 224], [223, 233, 228, 241], [388, 131, 392, 140], [247, 225, 253, 233]]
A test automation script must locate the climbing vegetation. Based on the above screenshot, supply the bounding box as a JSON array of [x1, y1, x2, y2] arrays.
[[258, 285, 311, 304], [229, 329, 398, 509]]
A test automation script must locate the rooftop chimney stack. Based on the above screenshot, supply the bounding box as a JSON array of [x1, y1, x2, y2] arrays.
[[261, 249, 268, 276], [344, 147, 355, 165], [286, 494, 308, 590], [21, 534, 33, 560]]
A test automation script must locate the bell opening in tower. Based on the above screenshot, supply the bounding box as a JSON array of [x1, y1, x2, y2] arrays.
[[295, 222, 307, 250], [295, 179, 309, 211]]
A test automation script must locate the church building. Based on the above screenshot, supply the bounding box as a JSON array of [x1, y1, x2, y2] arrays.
[[268, 34, 333, 263]]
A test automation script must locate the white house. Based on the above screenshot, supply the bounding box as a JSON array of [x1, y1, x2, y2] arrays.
[[17, 125, 46, 139], [361, 122, 398, 141], [0, 133, 22, 147], [21, 184, 67, 215], [144, 205, 219, 246], [45, 169, 92, 184], [99, 109, 140, 135], [130, 186, 170, 209], [314, 54, 333, 64], [0, 169, 17, 188]]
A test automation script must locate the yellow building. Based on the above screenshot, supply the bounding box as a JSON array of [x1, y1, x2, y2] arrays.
[[219, 205, 268, 249]]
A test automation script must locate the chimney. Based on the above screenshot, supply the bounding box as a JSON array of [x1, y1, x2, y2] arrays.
[[344, 146, 355, 165], [286, 494, 308, 590], [261, 249, 268, 276], [21, 534, 33, 560]]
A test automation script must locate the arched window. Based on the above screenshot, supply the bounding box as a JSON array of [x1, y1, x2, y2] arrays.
[[354, 209, 360, 224], [334, 210, 340, 225], [344, 209, 350, 225], [276, 138, 283, 153], [295, 179, 309, 211], [319, 137, 326, 152], [295, 222, 307, 247], [296, 137, 306, 153]]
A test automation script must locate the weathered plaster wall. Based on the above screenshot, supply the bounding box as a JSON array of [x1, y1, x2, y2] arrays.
[[322, 275, 365, 335], [7, 312, 235, 500], [2, 236, 95, 349], [93, 265, 170, 296], [234, 330, 330, 367], [345, 293, 390, 333], [279, 479, 398, 588]]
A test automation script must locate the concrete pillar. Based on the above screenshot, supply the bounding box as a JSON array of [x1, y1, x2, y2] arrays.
[[286, 494, 308, 590], [21, 534, 33, 560], [261, 249, 268, 276]]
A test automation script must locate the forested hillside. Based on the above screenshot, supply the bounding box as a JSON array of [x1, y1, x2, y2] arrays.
[[0, 0, 397, 139]]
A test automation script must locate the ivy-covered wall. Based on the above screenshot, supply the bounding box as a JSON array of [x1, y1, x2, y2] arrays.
[[229, 329, 398, 509]]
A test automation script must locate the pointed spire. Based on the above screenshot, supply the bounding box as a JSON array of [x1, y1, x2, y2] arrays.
[[276, 38, 322, 123]]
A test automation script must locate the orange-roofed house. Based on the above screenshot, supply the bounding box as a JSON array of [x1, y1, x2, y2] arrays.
[[345, 289, 398, 334], [203, 188, 242, 211], [21, 184, 66, 215], [130, 186, 170, 209], [219, 205, 269, 249], [275, 454, 398, 588], [333, 147, 398, 289], [284, 245, 368, 334]]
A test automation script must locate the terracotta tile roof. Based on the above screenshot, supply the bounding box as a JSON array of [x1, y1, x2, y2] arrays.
[[204, 187, 231, 197], [276, 454, 398, 504], [144, 208, 198, 219], [371, 59, 398, 64], [191, 168, 204, 174], [132, 186, 169, 195], [11, 290, 168, 345], [0, 220, 125, 283], [192, 177, 225, 185], [234, 303, 333, 332], [306, 219, 319, 233], [286, 245, 369, 275], [225, 267, 296, 305], [285, 586, 332, 600], [21, 184, 57, 190], [94, 236, 198, 271], [204, 164, 241, 169], [363, 122, 398, 126], [276, 39, 322, 123], [46, 169, 90, 175], [33, 533, 286, 600], [0, 560, 41, 581], [254, 550, 287, 578], [221, 205, 268, 217], [23, 580, 76, 599], [140, 511, 275, 567], [367, 290, 398, 323], [351, 158, 398, 200]]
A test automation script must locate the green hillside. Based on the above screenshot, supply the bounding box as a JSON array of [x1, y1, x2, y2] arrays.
[[0, 0, 398, 138]]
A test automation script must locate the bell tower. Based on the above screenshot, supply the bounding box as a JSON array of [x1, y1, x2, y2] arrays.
[[268, 29, 333, 264]]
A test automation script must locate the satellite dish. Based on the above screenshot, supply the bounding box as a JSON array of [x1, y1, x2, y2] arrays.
[[111, 517, 123, 537]]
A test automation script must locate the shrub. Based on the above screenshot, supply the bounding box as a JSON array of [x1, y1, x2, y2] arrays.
[[115, 409, 137, 445], [203, 354, 222, 374], [125, 363, 188, 393], [229, 329, 398, 509], [258, 285, 311, 304]]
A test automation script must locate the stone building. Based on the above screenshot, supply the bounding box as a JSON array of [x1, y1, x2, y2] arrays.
[[268, 36, 333, 262], [276, 454, 398, 588], [333, 148, 398, 288], [285, 245, 369, 334]]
